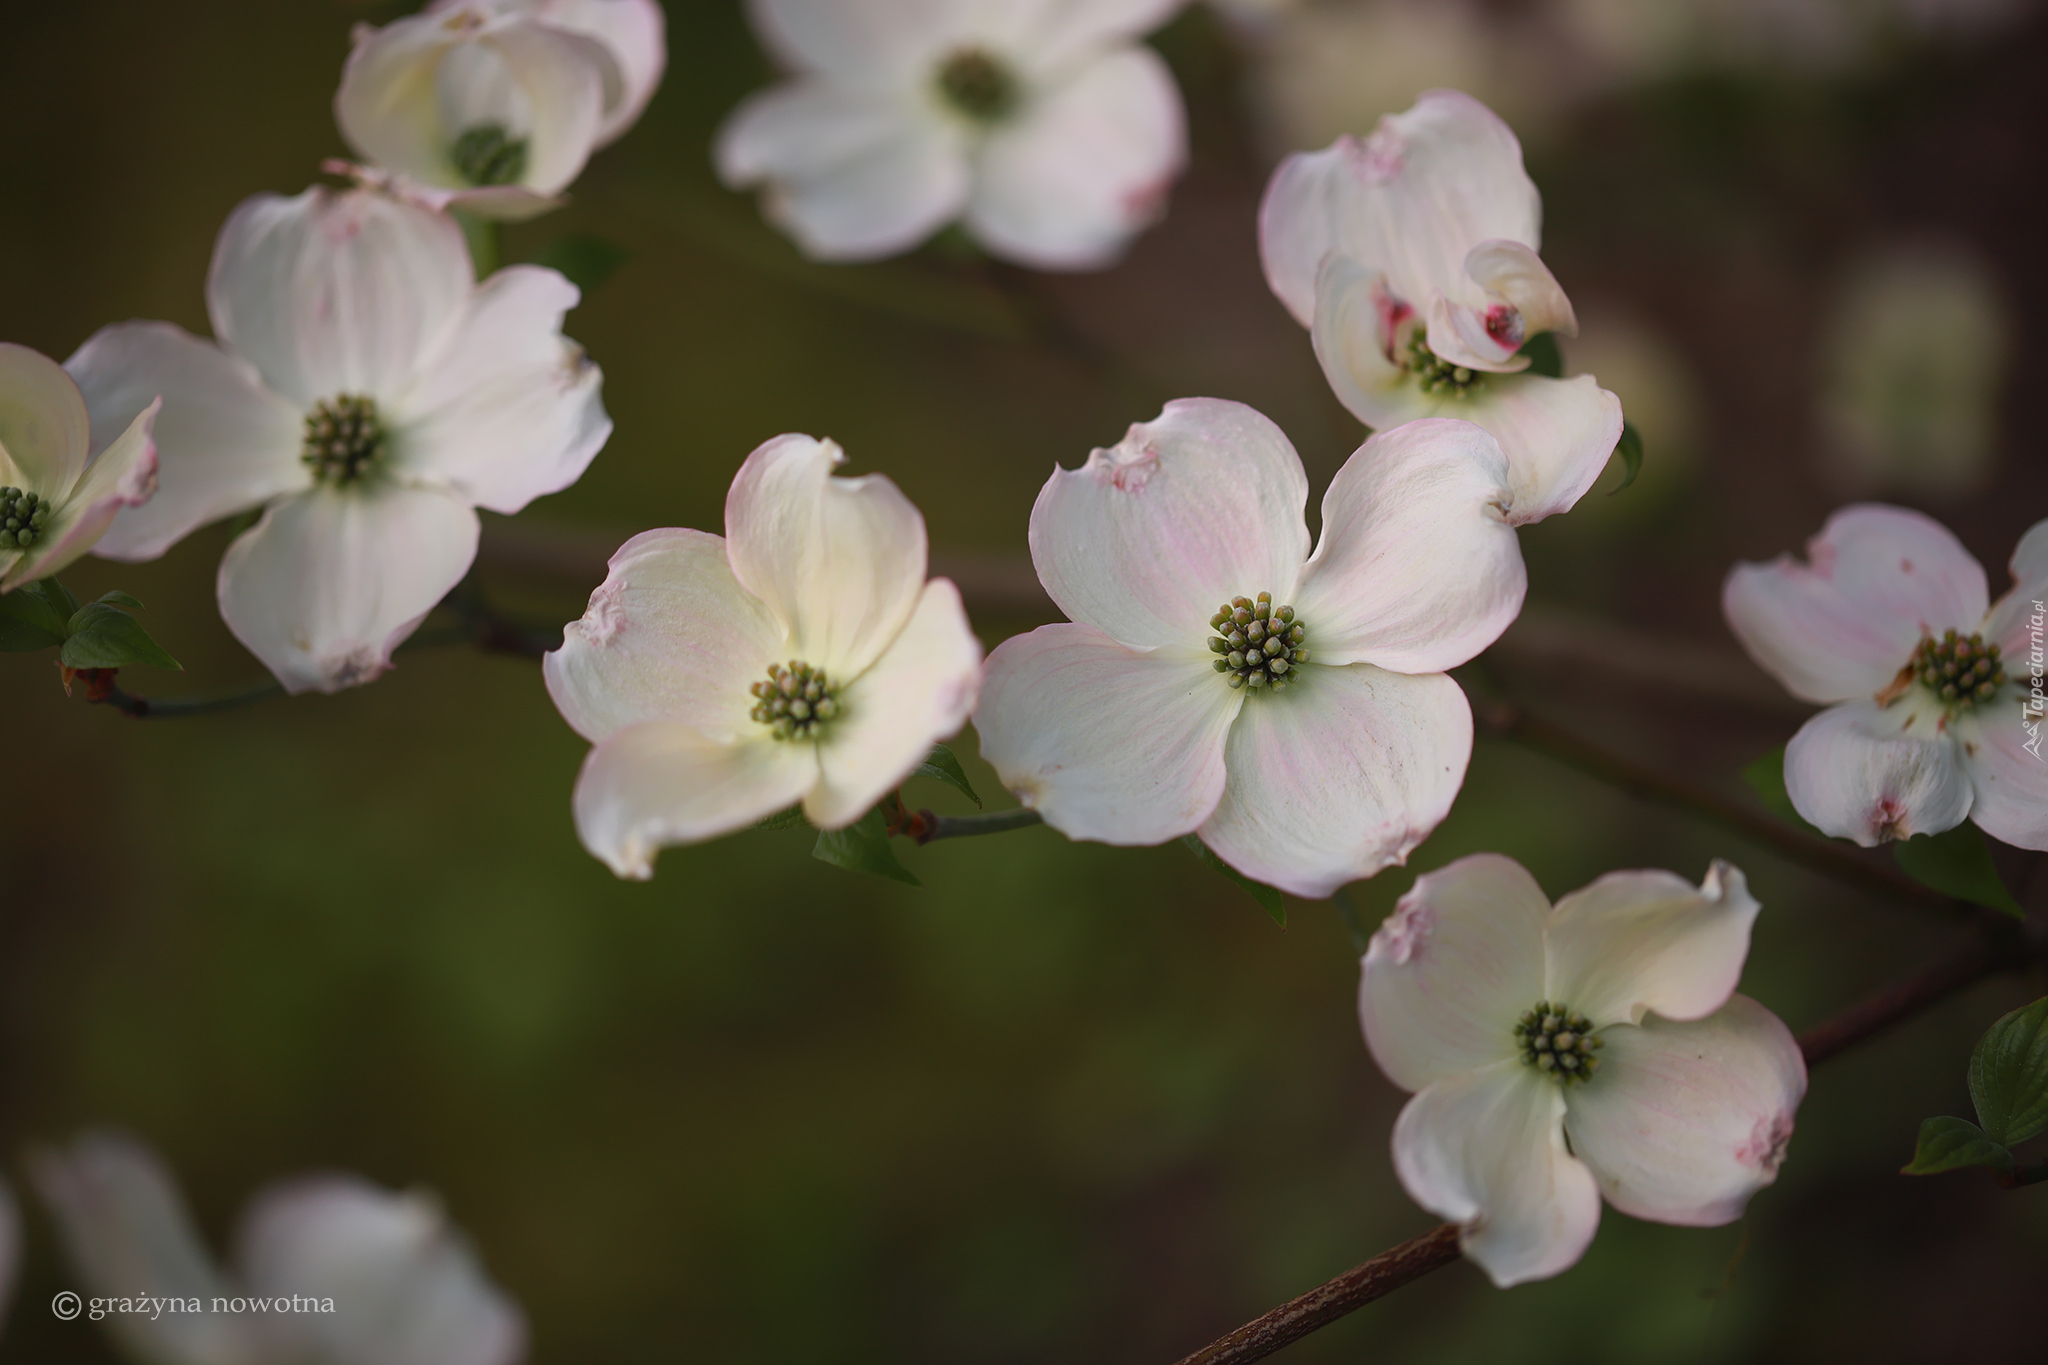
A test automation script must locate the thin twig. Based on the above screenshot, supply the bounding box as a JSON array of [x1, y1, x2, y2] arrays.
[[91, 677, 284, 718], [910, 808, 1044, 843], [1794, 930, 2023, 1067]]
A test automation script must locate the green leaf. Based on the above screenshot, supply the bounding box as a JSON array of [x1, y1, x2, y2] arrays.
[[1969, 997, 2048, 1147], [1182, 834, 1286, 927], [1892, 824, 2024, 918], [95, 590, 144, 609], [812, 808, 921, 886], [59, 603, 181, 671], [1740, 746, 1818, 831], [0, 579, 72, 652], [529, 234, 629, 295], [1516, 331, 1565, 379], [1609, 422, 1644, 493], [749, 805, 810, 833], [1902, 1115, 2014, 1176], [912, 742, 982, 808]]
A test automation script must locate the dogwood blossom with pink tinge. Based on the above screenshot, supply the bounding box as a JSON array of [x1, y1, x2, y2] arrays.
[[545, 435, 982, 878], [69, 184, 610, 693], [1259, 89, 1623, 524], [717, 0, 1188, 269], [1724, 505, 2048, 849], [974, 398, 1527, 899], [1362, 854, 1804, 1286]]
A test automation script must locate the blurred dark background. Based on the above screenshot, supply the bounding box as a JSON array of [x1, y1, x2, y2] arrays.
[[0, 0, 2043, 1360]]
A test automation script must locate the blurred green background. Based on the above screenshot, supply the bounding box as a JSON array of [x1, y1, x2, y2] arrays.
[[1, 1, 2044, 1361]]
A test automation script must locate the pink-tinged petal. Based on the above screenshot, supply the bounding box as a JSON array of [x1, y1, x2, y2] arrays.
[[1292, 418, 1522, 673], [1391, 1061, 1601, 1288], [544, 528, 786, 744], [1984, 518, 2048, 657], [965, 45, 1184, 271], [208, 186, 473, 408], [1542, 861, 1760, 1030], [1358, 852, 1549, 1093], [477, 23, 609, 193], [573, 721, 818, 878], [745, 0, 961, 88], [1309, 255, 1413, 425], [1953, 705, 2048, 851], [1723, 504, 1990, 705], [66, 322, 307, 562], [0, 342, 89, 497], [1258, 140, 1355, 327], [1014, 0, 1186, 73], [1783, 698, 1973, 845], [1466, 240, 1576, 336], [1465, 372, 1623, 525], [1030, 397, 1310, 650], [394, 265, 610, 514], [218, 485, 480, 694], [724, 434, 926, 679], [2, 399, 159, 592], [809, 578, 982, 829], [337, 10, 466, 188], [974, 624, 1237, 844], [1198, 664, 1472, 900], [716, 81, 969, 262], [1563, 996, 1805, 1228], [530, 0, 667, 145], [1424, 241, 1577, 373]]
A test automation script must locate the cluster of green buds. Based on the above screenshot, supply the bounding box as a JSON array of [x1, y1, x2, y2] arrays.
[[1405, 328, 1482, 397], [451, 123, 530, 187], [936, 47, 1018, 123], [1514, 1001, 1603, 1085], [0, 487, 50, 550], [1912, 629, 2006, 706], [750, 660, 840, 740], [301, 394, 388, 486], [1208, 592, 1309, 692]]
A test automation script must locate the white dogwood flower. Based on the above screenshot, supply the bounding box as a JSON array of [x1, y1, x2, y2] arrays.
[[716, 0, 1188, 269], [974, 399, 1527, 899], [337, 0, 668, 220], [1725, 505, 2048, 849], [68, 184, 610, 694], [545, 434, 983, 878], [34, 1131, 525, 1365], [1259, 88, 1623, 523], [1362, 854, 1805, 1287], [0, 344, 158, 593]]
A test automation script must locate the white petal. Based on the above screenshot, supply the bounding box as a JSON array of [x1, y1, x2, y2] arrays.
[[965, 45, 1184, 270], [66, 322, 305, 561], [715, 81, 968, 262], [1013, 0, 1186, 74], [1391, 1061, 1601, 1288], [1029, 397, 1310, 650], [1423, 241, 1577, 373], [1197, 664, 1472, 899], [1563, 996, 1806, 1227], [208, 187, 474, 408], [532, 0, 667, 145], [1723, 504, 1990, 705], [1783, 698, 1974, 846], [744, 0, 962, 87], [1358, 852, 1548, 1093], [1953, 705, 2048, 851], [3, 399, 160, 592], [1465, 240, 1577, 336], [1984, 517, 2048, 656], [1541, 861, 1761, 1029], [394, 265, 610, 514], [573, 721, 819, 878], [974, 623, 1237, 844], [337, 12, 467, 189], [218, 485, 480, 694], [1292, 418, 1523, 673], [1464, 372, 1623, 525], [724, 433, 926, 679], [1308, 255, 1413, 424], [543, 527, 786, 744], [809, 578, 983, 828], [1259, 139, 1356, 327], [477, 23, 609, 193], [0, 342, 89, 497], [235, 1177, 525, 1365]]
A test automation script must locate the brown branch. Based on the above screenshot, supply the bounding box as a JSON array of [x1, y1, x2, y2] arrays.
[[1793, 931, 2022, 1067]]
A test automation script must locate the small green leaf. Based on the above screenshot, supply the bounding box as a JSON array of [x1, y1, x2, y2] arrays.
[[1902, 1115, 2014, 1176], [95, 590, 144, 609], [1969, 997, 2048, 1147], [1892, 824, 2024, 918], [1182, 834, 1285, 927], [0, 580, 72, 652], [1516, 331, 1565, 379], [812, 808, 921, 886], [1609, 422, 1644, 493], [912, 742, 982, 808], [529, 234, 629, 295], [749, 805, 810, 833], [59, 603, 181, 671], [1740, 746, 1818, 831]]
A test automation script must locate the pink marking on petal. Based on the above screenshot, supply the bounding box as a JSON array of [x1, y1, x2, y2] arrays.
[[1354, 122, 1405, 181], [1120, 178, 1171, 226], [1869, 795, 1909, 841], [1375, 285, 1415, 360], [1372, 890, 1433, 965], [1095, 436, 1161, 493], [1901, 558, 1914, 573], [1484, 305, 1525, 348], [575, 582, 627, 647], [1736, 1110, 1795, 1175]]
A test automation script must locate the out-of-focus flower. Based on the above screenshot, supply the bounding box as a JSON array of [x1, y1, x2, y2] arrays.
[[1361, 854, 1804, 1286], [974, 399, 1525, 899], [545, 435, 982, 878], [1817, 242, 2010, 500], [34, 1130, 524, 1365], [716, 0, 1188, 269], [336, 0, 667, 220], [0, 344, 158, 593], [1724, 506, 2048, 849], [1260, 90, 1622, 525], [0, 1179, 18, 1340], [68, 184, 610, 694]]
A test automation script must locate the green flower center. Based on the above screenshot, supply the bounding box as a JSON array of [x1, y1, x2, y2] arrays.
[[750, 660, 841, 740], [451, 122, 529, 187], [936, 48, 1019, 124], [1208, 592, 1310, 693], [0, 487, 51, 551], [302, 394, 388, 487], [1405, 329, 1483, 398], [1514, 1001, 1604, 1085], [1911, 630, 2007, 708]]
